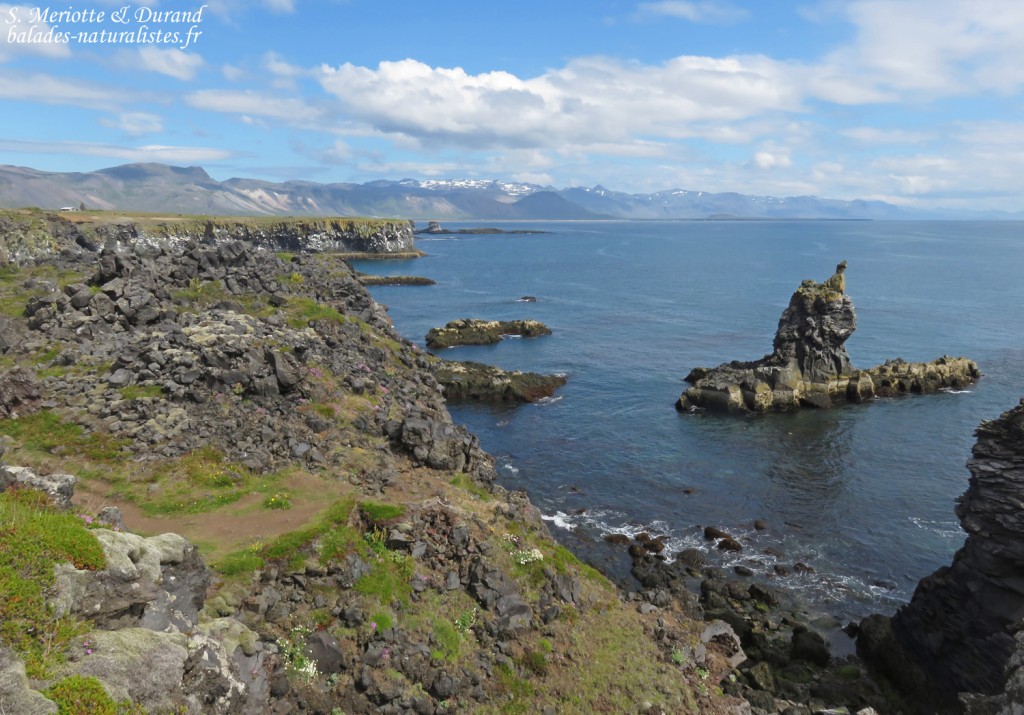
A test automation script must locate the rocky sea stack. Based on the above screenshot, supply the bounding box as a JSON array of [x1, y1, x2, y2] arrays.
[[677, 261, 980, 412], [858, 397, 1024, 713]]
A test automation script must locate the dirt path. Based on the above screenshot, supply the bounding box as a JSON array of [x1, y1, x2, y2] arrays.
[[72, 471, 353, 561]]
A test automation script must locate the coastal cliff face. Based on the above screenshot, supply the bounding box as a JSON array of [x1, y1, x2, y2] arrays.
[[0, 227, 748, 713], [859, 399, 1024, 711], [0, 210, 416, 263], [677, 262, 979, 412]]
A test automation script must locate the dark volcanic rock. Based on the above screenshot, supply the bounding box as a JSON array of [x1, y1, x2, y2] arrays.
[[425, 318, 552, 349], [433, 360, 566, 403], [0, 367, 41, 418], [677, 262, 979, 412], [859, 398, 1024, 711]]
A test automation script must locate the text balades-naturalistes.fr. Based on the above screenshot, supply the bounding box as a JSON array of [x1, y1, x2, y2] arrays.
[[5, 5, 206, 49]]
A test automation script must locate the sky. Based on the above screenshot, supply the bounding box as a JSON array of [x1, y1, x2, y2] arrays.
[[1, 0, 1022, 211]]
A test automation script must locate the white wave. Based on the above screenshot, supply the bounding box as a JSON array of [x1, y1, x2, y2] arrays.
[[942, 389, 972, 394], [536, 395, 563, 405], [909, 516, 963, 539], [542, 511, 577, 530]]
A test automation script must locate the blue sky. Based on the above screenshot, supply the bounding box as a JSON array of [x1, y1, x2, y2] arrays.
[[1, 0, 1022, 210]]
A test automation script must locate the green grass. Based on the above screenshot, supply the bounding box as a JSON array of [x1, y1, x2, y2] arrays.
[[213, 497, 361, 575], [43, 674, 145, 715], [283, 296, 349, 329], [214, 550, 265, 577], [450, 473, 493, 501], [369, 611, 393, 631], [0, 488, 106, 677], [0, 410, 127, 462], [118, 384, 164, 400], [354, 550, 414, 606], [432, 621, 461, 662], [359, 500, 405, 525]]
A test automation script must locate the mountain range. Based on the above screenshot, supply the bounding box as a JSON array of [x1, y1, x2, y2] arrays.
[[0, 162, 1014, 220]]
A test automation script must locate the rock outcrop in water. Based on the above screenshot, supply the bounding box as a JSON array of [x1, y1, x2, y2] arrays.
[[858, 398, 1024, 713], [676, 261, 980, 412], [425, 318, 552, 349], [433, 360, 566, 403]]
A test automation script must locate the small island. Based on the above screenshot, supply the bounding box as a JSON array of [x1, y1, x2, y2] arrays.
[[677, 261, 980, 413], [416, 221, 547, 235], [433, 360, 566, 403], [425, 318, 552, 349]]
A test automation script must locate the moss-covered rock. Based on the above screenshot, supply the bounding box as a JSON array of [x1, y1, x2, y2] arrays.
[[425, 318, 552, 349]]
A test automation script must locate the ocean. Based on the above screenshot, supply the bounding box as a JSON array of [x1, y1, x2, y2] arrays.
[[352, 220, 1024, 632]]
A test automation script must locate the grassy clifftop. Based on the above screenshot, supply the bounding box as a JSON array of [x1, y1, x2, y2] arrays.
[[0, 209, 418, 263]]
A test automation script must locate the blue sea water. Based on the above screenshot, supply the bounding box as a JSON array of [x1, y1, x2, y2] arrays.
[[353, 220, 1024, 631]]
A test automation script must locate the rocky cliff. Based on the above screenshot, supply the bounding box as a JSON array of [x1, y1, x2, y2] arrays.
[[0, 209, 416, 263], [858, 398, 1024, 713], [0, 226, 749, 713], [677, 262, 980, 412]]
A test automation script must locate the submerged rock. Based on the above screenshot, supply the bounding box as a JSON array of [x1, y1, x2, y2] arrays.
[[676, 262, 979, 412], [859, 398, 1024, 712], [433, 359, 566, 403]]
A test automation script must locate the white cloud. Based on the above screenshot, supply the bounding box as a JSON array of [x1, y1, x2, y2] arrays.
[[634, 1, 749, 24], [185, 89, 325, 123], [825, 0, 1024, 97], [0, 4, 72, 61], [841, 127, 932, 144], [138, 47, 204, 80], [99, 112, 164, 136], [0, 73, 131, 108], [0, 138, 233, 163], [753, 151, 792, 169], [264, 0, 295, 12], [318, 55, 802, 151], [222, 64, 244, 81]]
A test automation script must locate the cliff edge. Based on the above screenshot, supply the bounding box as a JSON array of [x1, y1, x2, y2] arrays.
[[858, 398, 1024, 713]]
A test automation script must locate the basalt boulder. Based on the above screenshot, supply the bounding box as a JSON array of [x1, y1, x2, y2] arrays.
[[677, 262, 979, 412]]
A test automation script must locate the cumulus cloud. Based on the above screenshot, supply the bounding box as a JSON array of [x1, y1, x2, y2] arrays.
[[318, 55, 802, 151], [0, 4, 72, 61], [138, 47, 204, 80], [634, 1, 749, 24], [99, 111, 164, 136]]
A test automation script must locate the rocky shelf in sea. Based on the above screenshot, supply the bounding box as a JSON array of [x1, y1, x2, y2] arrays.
[[415, 221, 547, 235], [357, 274, 436, 286], [425, 318, 552, 349], [433, 360, 566, 403], [676, 261, 980, 413]]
